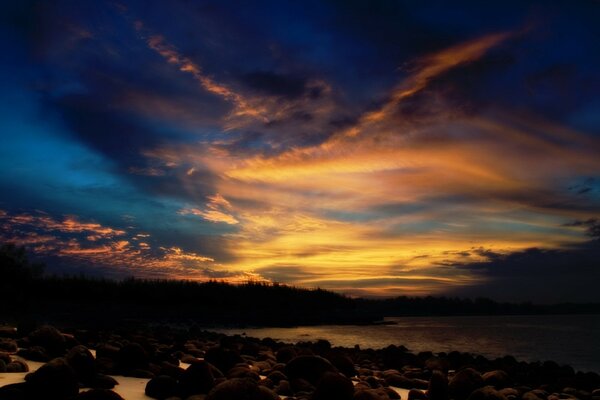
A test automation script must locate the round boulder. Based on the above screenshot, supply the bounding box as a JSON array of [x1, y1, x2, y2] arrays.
[[206, 378, 279, 400], [145, 375, 178, 400], [285, 355, 338, 385], [313, 372, 354, 400], [25, 357, 79, 400], [449, 368, 484, 400]]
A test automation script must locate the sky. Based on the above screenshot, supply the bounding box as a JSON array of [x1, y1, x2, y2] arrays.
[[1, 0, 599, 302]]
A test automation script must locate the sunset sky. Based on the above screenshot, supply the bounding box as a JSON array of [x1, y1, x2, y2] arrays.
[[1, 1, 599, 302]]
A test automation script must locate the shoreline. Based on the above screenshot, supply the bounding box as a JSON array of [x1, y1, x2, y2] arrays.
[[1, 323, 599, 400]]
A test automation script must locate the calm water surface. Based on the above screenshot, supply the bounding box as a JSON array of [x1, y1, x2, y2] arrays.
[[212, 314, 600, 373]]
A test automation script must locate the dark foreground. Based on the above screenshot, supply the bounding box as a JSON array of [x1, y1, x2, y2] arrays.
[[1, 324, 599, 400]]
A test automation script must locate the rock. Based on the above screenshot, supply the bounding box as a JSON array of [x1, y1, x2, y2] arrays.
[[206, 378, 279, 400], [204, 346, 243, 375], [24, 357, 79, 400], [267, 370, 287, 384], [385, 372, 424, 389], [276, 346, 297, 364], [408, 389, 428, 400], [28, 325, 66, 357], [313, 372, 354, 400], [66, 345, 96, 382], [290, 377, 316, 393], [275, 380, 292, 396], [89, 373, 119, 389], [5, 360, 29, 372], [0, 359, 5, 372], [76, 389, 125, 400], [0, 382, 31, 400], [0, 338, 18, 352], [384, 387, 402, 399], [17, 345, 51, 362], [145, 375, 178, 400], [326, 351, 357, 378], [467, 387, 509, 400], [117, 342, 149, 372], [449, 368, 484, 400], [426, 357, 450, 373], [482, 370, 511, 389], [285, 355, 338, 385], [227, 366, 261, 381], [0, 351, 10, 363], [179, 360, 217, 396], [499, 388, 519, 398], [428, 370, 449, 400]]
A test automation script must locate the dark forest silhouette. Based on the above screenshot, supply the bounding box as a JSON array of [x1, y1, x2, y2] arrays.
[[1, 243, 599, 327]]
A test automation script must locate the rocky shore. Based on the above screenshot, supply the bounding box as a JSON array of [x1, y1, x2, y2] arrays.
[[1, 324, 599, 400]]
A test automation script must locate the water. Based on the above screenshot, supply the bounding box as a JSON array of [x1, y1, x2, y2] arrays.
[[211, 314, 600, 373]]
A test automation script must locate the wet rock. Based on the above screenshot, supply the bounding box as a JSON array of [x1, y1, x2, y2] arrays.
[[290, 377, 316, 393], [89, 373, 119, 390], [467, 387, 509, 400], [428, 370, 449, 400], [145, 375, 178, 400], [0, 382, 31, 400], [275, 379, 292, 396], [179, 360, 217, 396], [28, 325, 66, 357], [5, 360, 29, 372], [285, 355, 338, 385], [384, 387, 402, 399], [267, 370, 288, 384], [385, 372, 425, 389], [206, 378, 279, 400], [227, 366, 261, 381], [276, 346, 297, 364], [426, 357, 450, 373], [483, 370, 511, 389], [313, 372, 354, 400], [117, 342, 149, 372], [17, 345, 50, 362], [66, 345, 96, 383], [449, 368, 484, 400], [204, 346, 243, 375], [75, 389, 125, 400], [0, 338, 18, 352], [326, 351, 357, 377], [24, 357, 79, 400], [0, 351, 10, 363]]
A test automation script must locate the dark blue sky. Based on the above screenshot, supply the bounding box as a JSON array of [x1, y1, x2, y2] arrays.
[[1, 1, 599, 301]]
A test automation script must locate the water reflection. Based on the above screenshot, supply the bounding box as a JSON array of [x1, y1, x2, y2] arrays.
[[212, 314, 600, 373]]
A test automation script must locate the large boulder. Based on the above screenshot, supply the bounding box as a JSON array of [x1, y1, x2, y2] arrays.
[[204, 346, 243, 375], [27, 325, 67, 357], [428, 370, 449, 400], [145, 375, 178, 400], [449, 368, 484, 400], [467, 387, 509, 400], [206, 378, 279, 400], [178, 360, 218, 396], [117, 342, 149, 372], [66, 345, 96, 383], [482, 370, 511, 389], [285, 355, 338, 385], [313, 372, 354, 400], [24, 357, 79, 400]]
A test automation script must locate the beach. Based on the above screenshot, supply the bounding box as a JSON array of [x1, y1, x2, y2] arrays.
[[1, 323, 599, 400]]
